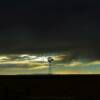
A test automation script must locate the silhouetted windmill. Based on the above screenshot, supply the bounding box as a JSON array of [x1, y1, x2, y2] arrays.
[[47, 57, 54, 74]]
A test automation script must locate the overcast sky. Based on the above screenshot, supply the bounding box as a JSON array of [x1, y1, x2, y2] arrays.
[[0, 0, 100, 75], [0, 0, 98, 54]]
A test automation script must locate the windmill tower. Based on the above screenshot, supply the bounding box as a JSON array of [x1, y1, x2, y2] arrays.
[[47, 57, 54, 74]]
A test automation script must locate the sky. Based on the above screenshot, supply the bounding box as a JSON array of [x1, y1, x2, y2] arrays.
[[0, 0, 99, 74], [0, 0, 99, 53]]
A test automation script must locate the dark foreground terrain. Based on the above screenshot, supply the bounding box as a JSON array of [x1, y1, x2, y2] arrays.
[[0, 75, 100, 100]]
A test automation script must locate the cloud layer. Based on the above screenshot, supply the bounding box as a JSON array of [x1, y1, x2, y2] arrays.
[[0, 52, 99, 75]]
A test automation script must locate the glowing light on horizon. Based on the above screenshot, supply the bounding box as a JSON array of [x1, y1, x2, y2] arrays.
[[0, 53, 99, 75]]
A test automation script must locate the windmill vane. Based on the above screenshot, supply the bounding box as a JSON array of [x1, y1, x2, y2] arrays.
[[48, 57, 54, 63]]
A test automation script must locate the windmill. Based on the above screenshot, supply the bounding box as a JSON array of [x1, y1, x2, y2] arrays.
[[47, 57, 54, 74]]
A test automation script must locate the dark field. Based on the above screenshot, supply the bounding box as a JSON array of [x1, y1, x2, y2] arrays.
[[0, 75, 99, 99]]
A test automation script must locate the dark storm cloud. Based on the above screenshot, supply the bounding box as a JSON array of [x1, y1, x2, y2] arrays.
[[0, 0, 99, 60]]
